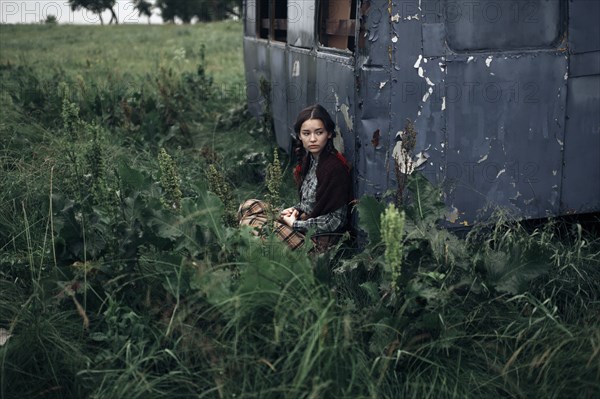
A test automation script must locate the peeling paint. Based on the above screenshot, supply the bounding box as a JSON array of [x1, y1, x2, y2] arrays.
[[379, 81, 387, 89], [425, 77, 435, 86], [392, 35, 398, 43], [414, 151, 429, 168], [340, 103, 352, 133], [422, 87, 433, 102], [441, 96, 446, 110], [391, 13, 400, 23], [446, 206, 459, 223], [467, 56, 474, 63], [333, 132, 345, 154], [414, 55, 422, 69], [477, 154, 488, 164], [485, 56, 493, 67], [496, 169, 506, 179]]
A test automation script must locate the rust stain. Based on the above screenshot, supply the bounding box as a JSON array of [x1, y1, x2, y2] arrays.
[[371, 129, 381, 147]]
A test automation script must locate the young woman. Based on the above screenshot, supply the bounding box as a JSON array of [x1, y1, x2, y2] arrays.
[[239, 104, 353, 252]]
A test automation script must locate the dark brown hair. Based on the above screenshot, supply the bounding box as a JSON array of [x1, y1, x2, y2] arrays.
[[293, 104, 336, 139], [293, 104, 337, 185]]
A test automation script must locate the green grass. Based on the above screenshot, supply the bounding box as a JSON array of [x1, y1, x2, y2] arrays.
[[0, 22, 244, 86], [1, 21, 599, 399]]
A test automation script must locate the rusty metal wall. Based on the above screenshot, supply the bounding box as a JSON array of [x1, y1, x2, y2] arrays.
[[243, 0, 600, 223]]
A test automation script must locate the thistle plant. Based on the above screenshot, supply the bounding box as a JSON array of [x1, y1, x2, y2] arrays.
[[61, 93, 82, 141], [158, 148, 182, 211], [381, 203, 405, 293], [84, 125, 109, 207], [205, 163, 236, 226], [265, 148, 282, 207]]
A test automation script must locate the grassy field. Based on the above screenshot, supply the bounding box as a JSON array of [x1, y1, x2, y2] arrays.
[[0, 22, 244, 85], [1, 21, 599, 399]]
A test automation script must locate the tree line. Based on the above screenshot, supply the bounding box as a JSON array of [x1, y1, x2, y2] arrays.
[[68, 0, 243, 24]]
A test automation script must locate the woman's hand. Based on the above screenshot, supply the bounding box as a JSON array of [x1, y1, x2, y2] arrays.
[[280, 207, 298, 217], [280, 207, 299, 227]]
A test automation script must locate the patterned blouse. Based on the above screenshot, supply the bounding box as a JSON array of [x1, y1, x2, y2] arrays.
[[292, 156, 347, 234]]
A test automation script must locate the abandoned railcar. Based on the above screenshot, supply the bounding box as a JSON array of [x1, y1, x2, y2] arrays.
[[242, 0, 600, 225]]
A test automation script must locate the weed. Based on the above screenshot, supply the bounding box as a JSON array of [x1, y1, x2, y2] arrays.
[[205, 163, 237, 227], [265, 148, 283, 208], [157, 148, 182, 211]]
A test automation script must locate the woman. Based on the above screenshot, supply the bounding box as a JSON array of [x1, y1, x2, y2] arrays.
[[239, 104, 353, 252]]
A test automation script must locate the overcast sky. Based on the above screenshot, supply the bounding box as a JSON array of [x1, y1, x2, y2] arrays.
[[0, 0, 164, 24]]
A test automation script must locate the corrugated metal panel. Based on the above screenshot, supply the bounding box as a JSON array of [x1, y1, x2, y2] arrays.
[[391, 0, 443, 193], [269, 44, 290, 150], [444, 0, 563, 52], [315, 53, 356, 165], [561, 76, 600, 214], [444, 53, 567, 223], [354, 0, 392, 198], [243, 38, 267, 118], [569, 0, 600, 54], [287, 48, 316, 150], [561, 0, 600, 214]]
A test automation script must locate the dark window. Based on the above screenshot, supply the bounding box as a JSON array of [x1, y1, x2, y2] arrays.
[[258, 0, 269, 39], [256, 0, 288, 42], [444, 0, 564, 52], [319, 0, 357, 52], [273, 1, 288, 42]]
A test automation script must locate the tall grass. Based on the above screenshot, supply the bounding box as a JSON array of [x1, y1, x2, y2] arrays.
[[1, 22, 599, 399]]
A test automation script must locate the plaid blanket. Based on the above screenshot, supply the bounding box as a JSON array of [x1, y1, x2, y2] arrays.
[[238, 199, 341, 253]]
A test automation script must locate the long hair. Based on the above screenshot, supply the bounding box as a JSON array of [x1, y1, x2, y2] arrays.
[[293, 104, 337, 185]]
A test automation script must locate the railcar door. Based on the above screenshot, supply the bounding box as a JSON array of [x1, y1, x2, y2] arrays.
[[389, 0, 569, 224]]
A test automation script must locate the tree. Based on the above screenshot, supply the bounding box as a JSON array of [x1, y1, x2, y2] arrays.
[[68, 0, 119, 25], [156, 0, 242, 24], [132, 0, 153, 23]]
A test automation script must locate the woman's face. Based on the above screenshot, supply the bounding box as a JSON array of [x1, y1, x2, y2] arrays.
[[299, 118, 332, 157]]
